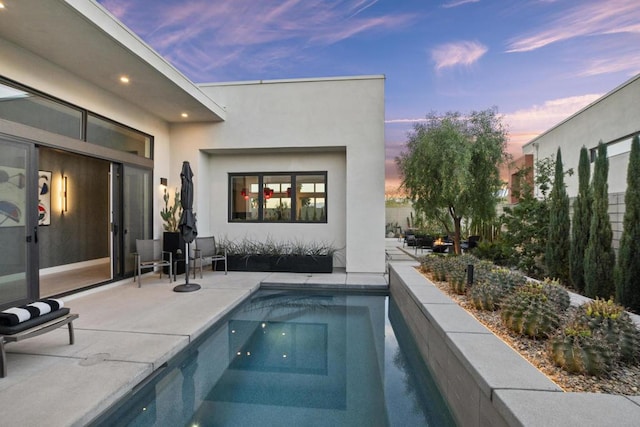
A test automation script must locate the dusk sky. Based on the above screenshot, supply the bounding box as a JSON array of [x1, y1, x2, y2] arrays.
[[98, 0, 640, 195]]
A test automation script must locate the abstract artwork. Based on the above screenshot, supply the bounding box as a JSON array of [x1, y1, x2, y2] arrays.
[[0, 166, 25, 227], [38, 171, 51, 225]]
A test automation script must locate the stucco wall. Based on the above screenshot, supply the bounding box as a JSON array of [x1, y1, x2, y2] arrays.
[[207, 151, 347, 268], [523, 74, 640, 196], [170, 76, 386, 273], [1, 37, 387, 273], [0, 38, 172, 239], [522, 75, 640, 250]]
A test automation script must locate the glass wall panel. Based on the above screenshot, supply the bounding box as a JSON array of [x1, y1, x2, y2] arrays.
[[230, 175, 259, 221], [0, 82, 82, 139], [296, 174, 326, 222], [263, 175, 291, 222], [87, 114, 151, 158], [123, 166, 152, 275], [0, 139, 34, 307]]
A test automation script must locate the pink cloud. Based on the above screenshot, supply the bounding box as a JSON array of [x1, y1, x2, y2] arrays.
[[507, 0, 640, 53], [432, 41, 488, 71]]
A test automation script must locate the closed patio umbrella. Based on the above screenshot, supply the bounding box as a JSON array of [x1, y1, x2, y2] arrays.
[[174, 161, 200, 292]]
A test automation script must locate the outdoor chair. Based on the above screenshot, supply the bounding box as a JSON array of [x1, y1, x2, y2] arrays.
[[191, 236, 227, 278], [461, 235, 481, 251], [414, 235, 434, 255], [134, 239, 172, 287], [403, 231, 417, 247]]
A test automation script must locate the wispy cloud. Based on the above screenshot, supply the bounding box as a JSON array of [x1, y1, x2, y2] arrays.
[[385, 118, 427, 124], [348, 0, 380, 18], [579, 53, 640, 77], [502, 94, 602, 158], [431, 41, 488, 71], [98, 0, 414, 81], [507, 0, 640, 52], [505, 94, 602, 133], [442, 0, 480, 9]]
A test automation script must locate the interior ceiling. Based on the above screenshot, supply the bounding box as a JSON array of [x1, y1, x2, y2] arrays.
[[0, 0, 225, 123]]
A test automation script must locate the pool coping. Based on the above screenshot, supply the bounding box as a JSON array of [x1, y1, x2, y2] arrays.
[[388, 261, 640, 427]]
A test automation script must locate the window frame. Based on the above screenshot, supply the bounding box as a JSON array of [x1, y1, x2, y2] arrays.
[[228, 172, 328, 223], [0, 76, 154, 160]]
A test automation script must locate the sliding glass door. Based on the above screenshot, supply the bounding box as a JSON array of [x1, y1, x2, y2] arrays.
[[0, 137, 38, 308], [112, 164, 152, 278]]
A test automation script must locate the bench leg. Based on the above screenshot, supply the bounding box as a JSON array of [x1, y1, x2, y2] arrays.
[[67, 321, 75, 345], [1, 339, 6, 378]]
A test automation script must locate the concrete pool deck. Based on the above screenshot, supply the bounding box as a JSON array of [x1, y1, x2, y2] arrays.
[[0, 265, 389, 426], [5, 240, 640, 426]]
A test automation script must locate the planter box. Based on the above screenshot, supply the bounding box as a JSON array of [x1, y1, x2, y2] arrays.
[[162, 232, 185, 275], [388, 263, 640, 427], [226, 254, 333, 273]]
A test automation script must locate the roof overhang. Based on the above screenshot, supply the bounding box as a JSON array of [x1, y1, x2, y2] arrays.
[[0, 0, 226, 123]]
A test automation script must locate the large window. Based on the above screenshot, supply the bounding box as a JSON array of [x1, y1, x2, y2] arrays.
[[0, 81, 82, 139], [87, 113, 151, 158], [230, 172, 327, 223], [0, 78, 153, 159]]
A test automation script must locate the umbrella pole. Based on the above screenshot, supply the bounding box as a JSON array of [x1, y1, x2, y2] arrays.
[[173, 242, 201, 292]]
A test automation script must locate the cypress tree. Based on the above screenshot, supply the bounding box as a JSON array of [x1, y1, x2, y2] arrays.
[[615, 135, 640, 312], [545, 147, 570, 283], [569, 146, 592, 292], [584, 142, 615, 299]]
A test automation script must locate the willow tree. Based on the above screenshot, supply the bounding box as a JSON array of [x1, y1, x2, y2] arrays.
[[395, 109, 507, 254], [584, 142, 615, 299], [569, 146, 592, 292], [615, 135, 640, 312], [545, 148, 570, 284]]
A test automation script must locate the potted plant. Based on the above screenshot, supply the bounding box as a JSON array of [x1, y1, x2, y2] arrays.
[[160, 187, 185, 274], [160, 187, 181, 232], [221, 237, 337, 273]]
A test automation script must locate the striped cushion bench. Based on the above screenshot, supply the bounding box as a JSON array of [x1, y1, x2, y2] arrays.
[[0, 300, 78, 378]]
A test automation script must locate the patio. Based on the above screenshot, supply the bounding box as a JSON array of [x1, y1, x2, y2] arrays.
[[0, 268, 387, 426]]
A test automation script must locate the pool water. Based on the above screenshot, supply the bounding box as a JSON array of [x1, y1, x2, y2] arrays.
[[93, 291, 456, 427]]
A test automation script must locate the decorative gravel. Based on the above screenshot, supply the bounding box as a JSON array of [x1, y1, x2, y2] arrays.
[[423, 270, 640, 396]]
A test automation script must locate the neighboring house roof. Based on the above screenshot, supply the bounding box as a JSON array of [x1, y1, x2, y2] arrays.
[[0, 0, 226, 123], [523, 72, 640, 150]]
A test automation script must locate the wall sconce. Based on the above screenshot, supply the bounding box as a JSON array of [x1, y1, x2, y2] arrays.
[[160, 177, 168, 187], [61, 175, 68, 214]]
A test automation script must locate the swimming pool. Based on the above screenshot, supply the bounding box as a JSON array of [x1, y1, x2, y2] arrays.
[[92, 290, 455, 426]]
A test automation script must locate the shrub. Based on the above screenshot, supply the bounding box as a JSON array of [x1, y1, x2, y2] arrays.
[[569, 146, 592, 293], [474, 240, 512, 266], [584, 143, 615, 299], [615, 135, 640, 313], [545, 148, 571, 284]]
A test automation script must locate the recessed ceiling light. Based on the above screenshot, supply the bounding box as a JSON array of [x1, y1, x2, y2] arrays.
[[0, 3, 6, 9], [119, 76, 130, 84], [181, 113, 189, 118]]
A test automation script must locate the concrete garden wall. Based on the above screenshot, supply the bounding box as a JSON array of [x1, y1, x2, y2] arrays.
[[389, 261, 640, 426]]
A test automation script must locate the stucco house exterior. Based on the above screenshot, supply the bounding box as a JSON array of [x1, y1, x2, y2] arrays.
[[522, 72, 640, 249], [0, 0, 385, 309]]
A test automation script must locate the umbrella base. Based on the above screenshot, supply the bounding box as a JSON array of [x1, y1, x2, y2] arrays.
[[173, 283, 201, 293]]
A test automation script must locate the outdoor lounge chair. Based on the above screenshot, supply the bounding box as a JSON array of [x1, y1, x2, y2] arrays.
[[414, 235, 434, 255], [461, 235, 481, 251], [134, 239, 172, 287], [403, 231, 417, 247], [190, 236, 227, 278], [0, 299, 78, 377]]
